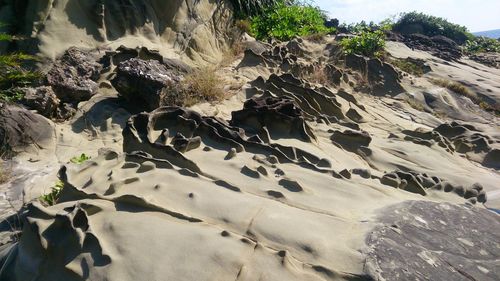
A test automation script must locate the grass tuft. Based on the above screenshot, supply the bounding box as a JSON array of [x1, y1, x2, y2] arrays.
[[161, 67, 226, 107], [430, 78, 475, 99], [430, 78, 499, 115], [220, 41, 244, 67]]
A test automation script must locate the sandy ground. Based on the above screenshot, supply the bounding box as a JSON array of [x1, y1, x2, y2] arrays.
[[0, 9, 499, 280]]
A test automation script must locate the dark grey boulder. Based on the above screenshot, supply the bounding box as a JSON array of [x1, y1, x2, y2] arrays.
[[46, 47, 103, 103], [111, 58, 182, 111]]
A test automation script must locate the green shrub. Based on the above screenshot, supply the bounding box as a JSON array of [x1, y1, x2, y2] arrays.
[[40, 180, 64, 206], [393, 12, 473, 44], [464, 37, 500, 54], [340, 29, 386, 57], [250, 1, 334, 41]]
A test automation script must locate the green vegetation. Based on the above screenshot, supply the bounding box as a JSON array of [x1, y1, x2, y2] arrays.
[[393, 12, 473, 44], [70, 153, 91, 164], [464, 36, 500, 54], [40, 180, 64, 206], [250, 1, 333, 41], [340, 29, 386, 58], [0, 23, 41, 102]]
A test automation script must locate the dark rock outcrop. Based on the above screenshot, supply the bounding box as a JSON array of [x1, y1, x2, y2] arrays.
[[469, 52, 500, 69], [249, 74, 350, 124], [46, 47, 103, 103], [101, 46, 192, 74], [365, 201, 500, 281], [397, 33, 463, 61], [231, 96, 316, 142], [111, 58, 182, 111]]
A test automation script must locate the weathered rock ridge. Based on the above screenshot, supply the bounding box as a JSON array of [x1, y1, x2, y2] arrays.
[[1, 0, 246, 62]]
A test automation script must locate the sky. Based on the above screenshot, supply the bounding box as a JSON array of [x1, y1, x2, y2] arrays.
[[315, 0, 500, 32]]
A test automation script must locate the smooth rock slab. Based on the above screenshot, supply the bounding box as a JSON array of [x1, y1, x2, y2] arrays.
[[365, 200, 500, 281]]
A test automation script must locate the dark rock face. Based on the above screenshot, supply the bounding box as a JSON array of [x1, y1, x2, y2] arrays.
[[101, 46, 192, 74], [0, 104, 54, 156], [111, 58, 182, 111], [345, 54, 405, 96], [365, 200, 500, 281], [397, 33, 463, 61], [19, 86, 60, 117], [46, 47, 103, 103], [469, 53, 500, 69], [231, 96, 316, 142], [249, 74, 350, 125]]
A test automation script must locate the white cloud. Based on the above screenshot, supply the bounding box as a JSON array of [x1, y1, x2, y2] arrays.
[[314, 0, 500, 32]]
